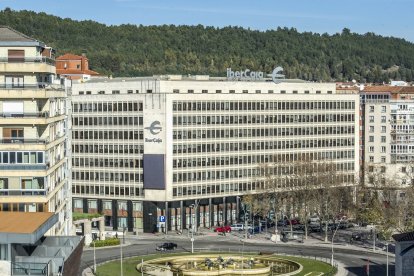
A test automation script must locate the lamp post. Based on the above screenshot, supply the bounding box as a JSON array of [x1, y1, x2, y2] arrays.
[[386, 240, 389, 276], [189, 200, 199, 254], [331, 217, 344, 266], [93, 239, 96, 274], [120, 232, 123, 276]]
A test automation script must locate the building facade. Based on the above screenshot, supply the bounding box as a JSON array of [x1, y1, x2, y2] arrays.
[[71, 74, 359, 233], [56, 53, 99, 81], [0, 26, 71, 235], [362, 86, 414, 191]]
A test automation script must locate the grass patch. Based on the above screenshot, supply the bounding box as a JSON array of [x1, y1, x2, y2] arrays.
[[95, 252, 335, 276], [72, 212, 102, 221], [280, 255, 336, 276]]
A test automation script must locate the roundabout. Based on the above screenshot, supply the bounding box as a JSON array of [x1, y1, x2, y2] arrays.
[[137, 254, 303, 275]]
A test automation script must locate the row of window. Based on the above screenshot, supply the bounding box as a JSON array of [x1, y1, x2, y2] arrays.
[[368, 126, 387, 133], [172, 138, 355, 154], [172, 174, 355, 197], [368, 105, 387, 112], [73, 158, 143, 168], [72, 171, 143, 182], [72, 102, 143, 112], [173, 163, 355, 183], [172, 150, 355, 168], [73, 199, 142, 212], [173, 114, 355, 125], [72, 185, 144, 196], [173, 101, 355, 112], [78, 89, 152, 95], [72, 144, 144, 154], [73, 130, 143, 140], [0, 151, 44, 164], [173, 126, 355, 140], [73, 116, 143, 126]]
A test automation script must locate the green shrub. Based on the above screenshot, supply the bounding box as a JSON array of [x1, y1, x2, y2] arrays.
[[91, 238, 120, 248]]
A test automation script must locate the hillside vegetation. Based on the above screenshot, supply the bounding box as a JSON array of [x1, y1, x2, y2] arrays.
[[2, 8, 414, 82]]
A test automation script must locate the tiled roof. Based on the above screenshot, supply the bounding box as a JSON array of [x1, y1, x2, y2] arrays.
[[392, 231, 414, 242], [362, 86, 402, 93], [398, 87, 414, 93], [56, 53, 84, 60], [57, 68, 99, 76]]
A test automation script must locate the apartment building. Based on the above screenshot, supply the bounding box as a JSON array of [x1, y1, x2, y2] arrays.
[[362, 86, 414, 191], [0, 26, 71, 235], [71, 73, 359, 233]]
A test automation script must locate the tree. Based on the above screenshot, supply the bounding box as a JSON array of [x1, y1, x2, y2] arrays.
[[260, 153, 353, 240]]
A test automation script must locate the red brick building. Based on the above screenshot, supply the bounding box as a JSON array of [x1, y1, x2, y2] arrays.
[[56, 53, 99, 81]]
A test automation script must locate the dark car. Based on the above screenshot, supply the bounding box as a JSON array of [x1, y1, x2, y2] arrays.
[[248, 225, 264, 234], [156, 242, 177, 251]]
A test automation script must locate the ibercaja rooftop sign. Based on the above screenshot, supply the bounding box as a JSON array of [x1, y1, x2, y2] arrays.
[[226, 66, 285, 83]]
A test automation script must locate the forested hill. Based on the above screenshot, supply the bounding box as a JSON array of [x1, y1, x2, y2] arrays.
[[2, 8, 414, 82]]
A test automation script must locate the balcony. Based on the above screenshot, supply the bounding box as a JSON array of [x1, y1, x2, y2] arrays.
[[0, 56, 55, 74], [0, 83, 66, 99], [0, 112, 65, 125], [0, 164, 47, 170], [0, 136, 65, 151]]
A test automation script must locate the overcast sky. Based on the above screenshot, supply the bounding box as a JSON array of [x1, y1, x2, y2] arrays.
[[1, 0, 413, 42]]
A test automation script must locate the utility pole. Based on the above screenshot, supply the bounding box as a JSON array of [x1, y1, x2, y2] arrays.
[[331, 217, 343, 266]]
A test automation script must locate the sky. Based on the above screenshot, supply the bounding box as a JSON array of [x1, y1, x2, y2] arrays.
[[1, 0, 413, 42]]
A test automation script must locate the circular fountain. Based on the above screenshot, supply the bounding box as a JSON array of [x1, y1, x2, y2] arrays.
[[137, 254, 302, 275]]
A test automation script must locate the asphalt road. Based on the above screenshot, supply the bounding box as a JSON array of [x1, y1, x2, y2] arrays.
[[80, 236, 395, 276]]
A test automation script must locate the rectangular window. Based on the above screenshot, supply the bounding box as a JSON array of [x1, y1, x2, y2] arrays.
[[381, 126, 386, 133], [202, 90, 208, 93], [316, 90, 321, 94], [216, 90, 222, 93], [369, 116, 374, 123], [112, 90, 120, 94], [369, 136, 374, 142], [381, 116, 386, 123], [127, 90, 133, 94], [229, 90, 235, 93], [8, 49, 25, 63], [369, 106, 374, 112], [381, 136, 386, 143], [281, 90, 286, 94], [381, 146, 386, 153], [381, 106, 387, 113], [369, 146, 374, 152], [173, 89, 180, 93]]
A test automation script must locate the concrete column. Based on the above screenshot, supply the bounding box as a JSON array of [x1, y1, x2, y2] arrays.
[[165, 202, 169, 234], [98, 218, 105, 241], [174, 208, 178, 230], [180, 200, 185, 230], [83, 220, 92, 246], [236, 197, 240, 223], [223, 197, 228, 225], [208, 198, 213, 228]]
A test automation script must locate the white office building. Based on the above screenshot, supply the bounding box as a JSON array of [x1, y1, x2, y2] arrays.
[[71, 73, 359, 233]]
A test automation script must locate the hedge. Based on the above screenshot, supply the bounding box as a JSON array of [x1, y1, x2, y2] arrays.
[[90, 238, 120, 248]]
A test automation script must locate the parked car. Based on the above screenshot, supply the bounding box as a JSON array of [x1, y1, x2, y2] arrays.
[[230, 224, 244, 231], [287, 219, 300, 225], [156, 242, 177, 251], [214, 226, 231, 233], [248, 225, 264, 234]]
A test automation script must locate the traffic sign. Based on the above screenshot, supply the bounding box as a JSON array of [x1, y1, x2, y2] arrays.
[[159, 216, 165, 222]]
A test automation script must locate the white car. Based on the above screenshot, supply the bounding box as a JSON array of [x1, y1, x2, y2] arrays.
[[230, 224, 244, 231]]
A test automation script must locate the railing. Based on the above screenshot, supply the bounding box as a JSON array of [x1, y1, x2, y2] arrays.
[[0, 189, 46, 196], [11, 261, 48, 275], [0, 112, 49, 118], [1, 56, 55, 65], [0, 164, 47, 170], [0, 83, 65, 90], [0, 138, 49, 144]]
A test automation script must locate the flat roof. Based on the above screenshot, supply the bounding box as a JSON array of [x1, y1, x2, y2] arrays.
[[0, 212, 54, 234], [0, 212, 58, 244]]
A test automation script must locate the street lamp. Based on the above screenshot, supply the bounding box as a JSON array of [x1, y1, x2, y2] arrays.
[[189, 200, 199, 253]]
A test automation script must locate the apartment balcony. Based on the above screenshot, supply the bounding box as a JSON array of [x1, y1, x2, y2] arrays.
[[0, 164, 47, 170], [0, 84, 66, 99], [0, 136, 65, 151], [0, 112, 66, 125], [0, 56, 55, 74]]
